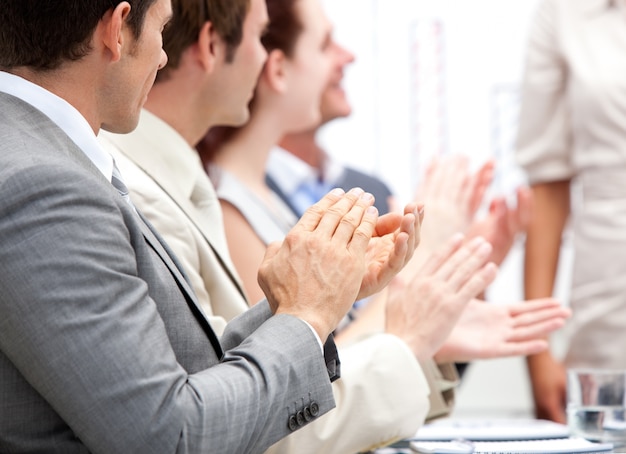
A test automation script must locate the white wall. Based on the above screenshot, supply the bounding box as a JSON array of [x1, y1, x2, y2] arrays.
[[320, 0, 541, 201], [320, 0, 573, 418]]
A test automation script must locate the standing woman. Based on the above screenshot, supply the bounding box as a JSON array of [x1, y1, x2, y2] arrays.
[[517, 0, 626, 422]]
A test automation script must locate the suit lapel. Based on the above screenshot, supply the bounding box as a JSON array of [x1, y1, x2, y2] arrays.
[[105, 118, 249, 304], [142, 168, 248, 304], [13, 105, 225, 356], [136, 210, 223, 356], [168, 188, 249, 303]]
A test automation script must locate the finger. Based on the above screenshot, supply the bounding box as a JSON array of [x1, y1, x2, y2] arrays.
[[413, 204, 425, 252], [515, 186, 533, 230], [508, 298, 563, 316], [486, 198, 508, 234], [436, 236, 492, 285], [295, 188, 345, 232], [417, 203, 425, 226], [507, 318, 567, 342], [374, 212, 403, 237], [419, 232, 465, 275], [316, 188, 369, 239], [347, 206, 379, 255], [381, 209, 416, 269], [332, 190, 374, 243], [510, 305, 571, 329], [401, 203, 420, 253], [379, 231, 410, 278], [454, 261, 498, 302], [468, 160, 495, 214], [397, 212, 417, 262]]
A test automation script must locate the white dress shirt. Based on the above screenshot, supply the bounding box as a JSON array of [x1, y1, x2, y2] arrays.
[[0, 71, 113, 181]]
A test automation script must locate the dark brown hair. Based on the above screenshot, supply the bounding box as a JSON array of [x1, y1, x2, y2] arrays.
[[157, 0, 250, 81], [261, 0, 302, 58], [196, 0, 303, 165], [0, 0, 157, 70]]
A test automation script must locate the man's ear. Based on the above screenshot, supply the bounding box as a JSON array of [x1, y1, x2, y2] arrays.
[[196, 21, 222, 73], [100, 2, 132, 63], [262, 49, 288, 93]]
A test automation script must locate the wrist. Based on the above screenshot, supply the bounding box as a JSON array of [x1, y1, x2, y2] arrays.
[[275, 308, 331, 342]]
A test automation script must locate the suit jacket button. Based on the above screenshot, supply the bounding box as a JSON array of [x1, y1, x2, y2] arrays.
[[296, 410, 305, 426], [310, 401, 319, 417], [303, 406, 313, 421], [288, 415, 298, 431]]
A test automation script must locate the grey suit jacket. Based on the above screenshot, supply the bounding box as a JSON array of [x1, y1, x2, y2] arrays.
[[0, 93, 335, 453]]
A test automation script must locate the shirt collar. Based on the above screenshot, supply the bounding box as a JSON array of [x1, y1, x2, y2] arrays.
[[0, 71, 113, 181], [267, 147, 321, 194], [267, 146, 347, 195]]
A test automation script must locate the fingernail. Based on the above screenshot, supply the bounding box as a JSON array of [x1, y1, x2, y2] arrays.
[[349, 187, 364, 196], [450, 232, 465, 244], [366, 206, 378, 216], [467, 236, 485, 248], [330, 188, 344, 196], [361, 192, 374, 202], [478, 242, 492, 255]]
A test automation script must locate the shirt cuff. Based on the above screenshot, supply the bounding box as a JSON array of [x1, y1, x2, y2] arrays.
[[299, 319, 324, 353]]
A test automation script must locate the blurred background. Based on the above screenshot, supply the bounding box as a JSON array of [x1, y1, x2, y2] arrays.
[[318, 0, 573, 418]]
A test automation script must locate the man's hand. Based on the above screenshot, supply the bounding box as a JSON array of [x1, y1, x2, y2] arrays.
[[356, 202, 423, 300], [434, 298, 570, 363], [384, 235, 498, 361], [465, 186, 533, 266], [258, 188, 378, 341], [413, 156, 495, 257]]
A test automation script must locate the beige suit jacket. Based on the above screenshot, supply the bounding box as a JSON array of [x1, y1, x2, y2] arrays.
[[99, 109, 456, 453]]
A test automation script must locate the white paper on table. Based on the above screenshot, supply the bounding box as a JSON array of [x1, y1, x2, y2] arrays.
[[410, 418, 570, 441], [410, 437, 613, 453]]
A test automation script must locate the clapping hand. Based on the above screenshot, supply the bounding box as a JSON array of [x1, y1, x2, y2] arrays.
[[384, 234, 498, 361], [434, 298, 570, 363], [356, 201, 424, 300], [259, 188, 379, 340]]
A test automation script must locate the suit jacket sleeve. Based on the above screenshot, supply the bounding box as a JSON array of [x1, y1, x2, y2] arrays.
[[0, 145, 334, 454], [265, 334, 432, 454], [422, 361, 459, 421]]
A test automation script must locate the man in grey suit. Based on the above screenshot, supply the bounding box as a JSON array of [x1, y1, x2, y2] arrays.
[[0, 0, 422, 452]]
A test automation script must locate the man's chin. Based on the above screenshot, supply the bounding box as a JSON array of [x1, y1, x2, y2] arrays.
[[216, 109, 250, 128], [99, 117, 140, 136], [100, 124, 135, 135], [320, 107, 351, 125]]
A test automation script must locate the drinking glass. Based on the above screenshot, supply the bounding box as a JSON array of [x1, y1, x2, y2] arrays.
[[567, 368, 626, 446]]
